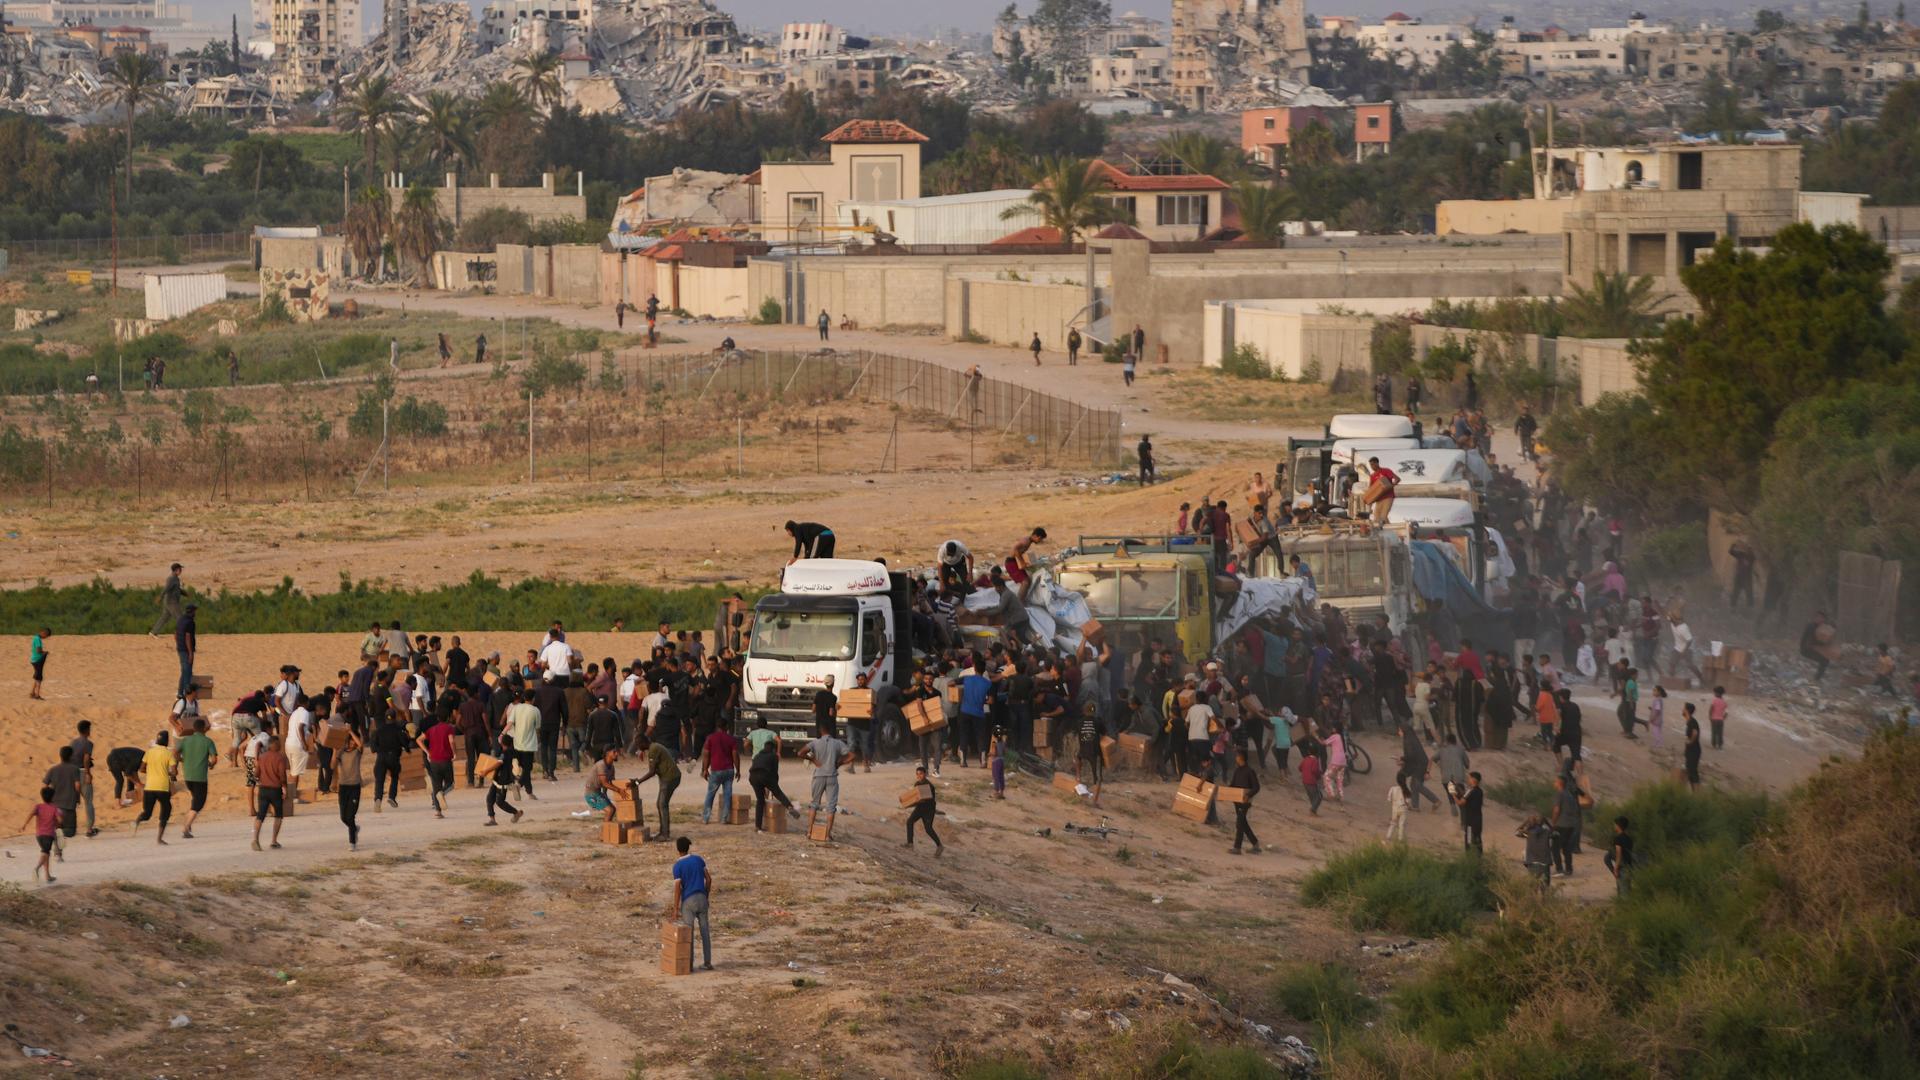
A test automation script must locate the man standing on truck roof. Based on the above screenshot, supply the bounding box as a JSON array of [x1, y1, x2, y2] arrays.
[[1364, 457, 1399, 524], [785, 521, 836, 563], [1005, 527, 1047, 586]]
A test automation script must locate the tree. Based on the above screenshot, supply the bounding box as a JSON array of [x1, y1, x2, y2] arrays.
[[1000, 156, 1129, 243], [105, 50, 161, 204], [1155, 131, 1247, 181], [338, 75, 406, 186], [342, 184, 391, 280], [512, 52, 565, 115], [1230, 179, 1297, 242], [1634, 223, 1906, 508], [475, 81, 534, 128], [418, 92, 476, 175], [1560, 272, 1667, 338], [1289, 119, 1338, 168], [392, 183, 443, 284], [1689, 73, 1762, 134], [1754, 8, 1789, 32], [1027, 0, 1109, 86]]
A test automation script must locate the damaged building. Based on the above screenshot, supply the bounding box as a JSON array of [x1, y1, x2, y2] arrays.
[[1169, 0, 1309, 112]]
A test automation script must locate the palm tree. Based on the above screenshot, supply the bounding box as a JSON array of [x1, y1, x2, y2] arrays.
[[393, 183, 444, 285], [417, 93, 476, 176], [1289, 120, 1338, 169], [999, 157, 1131, 244], [1230, 180, 1299, 243], [475, 81, 533, 128], [106, 51, 161, 204], [1561, 271, 1667, 338], [342, 184, 391, 280], [511, 52, 564, 115], [1154, 131, 1248, 181], [337, 75, 405, 186]]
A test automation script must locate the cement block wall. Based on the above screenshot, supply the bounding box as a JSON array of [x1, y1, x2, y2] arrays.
[[1436, 199, 1569, 236], [1562, 337, 1637, 404], [1203, 306, 1373, 379], [678, 264, 751, 318], [546, 245, 601, 303], [946, 279, 1086, 347], [257, 235, 351, 276], [393, 177, 587, 229]]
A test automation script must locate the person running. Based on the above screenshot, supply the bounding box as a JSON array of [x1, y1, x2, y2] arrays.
[[1136, 435, 1154, 484], [745, 718, 797, 830], [670, 835, 714, 971], [132, 731, 176, 844], [903, 765, 942, 856], [1299, 748, 1324, 816], [1227, 749, 1261, 855], [334, 720, 366, 849], [1074, 701, 1105, 808], [176, 717, 217, 839], [784, 520, 836, 562], [633, 733, 680, 842], [415, 709, 457, 819], [486, 734, 525, 826], [252, 735, 290, 851], [40, 747, 81, 864], [24, 786, 59, 884], [28, 626, 49, 699], [504, 687, 542, 800], [803, 722, 849, 816]]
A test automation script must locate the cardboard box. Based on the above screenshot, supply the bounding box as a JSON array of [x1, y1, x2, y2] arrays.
[[482, 670, 499, 687], [1080, 618, 1104, 641], [1033, 716, 1053, 747], [945, 683, 963, 704], [1052, 771, 1081, 794], [320, 721, 351, 750], [837, 688, 873, 720], [729, 794, 752, 825], [767, 809, 789, 834], [661, 938, 693, 976], [661, 921, 694, 946], [398, 755, 427, 791], [1722, 647, 1751, 674], [1171, 789, 1211, 822], [1216, 785, 1251, 805], [601, 821, 633, 845], [898, 788, 923, 807], [908, 698, 947, 735], [1100, 735, 1117, 767], [474, 753, 503, 779], [807, 809, 835, 843], [1035, 746, 1054, 762]]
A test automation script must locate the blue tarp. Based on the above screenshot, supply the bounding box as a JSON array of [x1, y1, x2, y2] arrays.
[[1410, 541, 1513, 654]]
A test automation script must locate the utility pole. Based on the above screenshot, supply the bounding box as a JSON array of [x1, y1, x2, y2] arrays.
[[382, 397, 390, 491], [527, 391, 535, 483]]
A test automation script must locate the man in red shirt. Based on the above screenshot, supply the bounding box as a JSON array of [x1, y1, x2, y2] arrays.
[[1365, 457, 1400, 523], [415, 713, 458, 819], [699, 725, 742, 825], [251, 736, 290, 851]]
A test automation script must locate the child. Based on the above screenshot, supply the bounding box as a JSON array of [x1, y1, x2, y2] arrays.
[[1708, 686, 1728, 749], [1648, 685, 1667, 747], [1617, 668, 1640, 739], [904, 765, 942, 856], [988, 733, 1006, 799], [1299, 750, 1323, 815], [1323, 728, 1347, 802], [1535, 684, 1559, 749], [29, 627, 49, 700], [23, 785, 59, 883]]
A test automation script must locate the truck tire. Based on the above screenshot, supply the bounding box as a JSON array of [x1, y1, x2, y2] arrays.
[[877, 712, 908, 761]]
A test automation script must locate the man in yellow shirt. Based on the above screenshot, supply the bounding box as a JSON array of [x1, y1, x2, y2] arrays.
[[132, 731, 178, 845]]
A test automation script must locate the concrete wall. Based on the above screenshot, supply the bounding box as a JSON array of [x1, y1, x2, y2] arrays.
[[547, 244, 600, 303], [600, 250, 662, 308], [677, 264, 751, 318], [257, 235, 350, 276], [1108, 238, 1563, 367], [392, 174, 587, 230], [1436, 199, 1569, 236], [1562, 337, 1638, 404], [432, 251, 501, 292], [1202, 306, 1373, 379], [945, 278, 1086, 346]]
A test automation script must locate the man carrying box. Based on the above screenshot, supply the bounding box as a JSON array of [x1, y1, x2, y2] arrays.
[[1227, 749, 1262, 855], [669, 836, 714, 971], [903, 765, 942, 857]]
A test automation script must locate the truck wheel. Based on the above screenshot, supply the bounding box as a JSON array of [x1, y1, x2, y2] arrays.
[[877, 713, 908, 761]]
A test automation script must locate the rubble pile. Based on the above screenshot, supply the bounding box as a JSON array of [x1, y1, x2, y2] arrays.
[[340, 2, 522, 98]]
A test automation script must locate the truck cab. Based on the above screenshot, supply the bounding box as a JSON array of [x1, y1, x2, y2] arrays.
[[1351, 448, 1490, 512], [1258, 521, 1417, 646], [740, 559, 905, 739], [1055, 537, 1220, 662], [1285, 414, 1421, 513], [1386, 498, 1484, 592]]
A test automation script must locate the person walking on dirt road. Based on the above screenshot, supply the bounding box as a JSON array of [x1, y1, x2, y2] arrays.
[[818, 309, 831, 342], [904, 765, 942, 855], [670, 835, 714, 970]]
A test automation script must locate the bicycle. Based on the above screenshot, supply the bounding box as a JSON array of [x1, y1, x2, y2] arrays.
[[1344, 736, 1373, 776]]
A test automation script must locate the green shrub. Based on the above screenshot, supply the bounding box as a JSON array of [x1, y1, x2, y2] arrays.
[[259, 292, 293, 324], [1270, 961, 1374, 1034], [1148, 1028, 1288, 1079], [956, 328, 989, 344], [1636, 521, 1709, 581], [1299, 844, 1497, 936], [1299, 358, 1324, 384], [1421, 334, 1474, 382], [1483, 775, 1557, 814], [521, 352, 587, 398], [753, 297, 783, 325], [1371, 317, 1414, 376], [1221, 342, 1271, 380], [391, 396, 449, 437]]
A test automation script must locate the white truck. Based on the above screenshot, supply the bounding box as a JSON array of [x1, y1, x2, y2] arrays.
[[738, 559, 911, 742]]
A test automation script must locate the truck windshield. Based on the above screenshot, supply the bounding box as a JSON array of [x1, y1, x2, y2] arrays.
[[1293, 542, 1386, 599], [749, 611, 857, 662], [1058, 568, 1182, 619]]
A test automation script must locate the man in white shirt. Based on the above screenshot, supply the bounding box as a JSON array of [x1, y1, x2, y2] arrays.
[[505, 688, 543, 798], [1668, 614, 1704, 685], [651, 621, 672, 653], [285, 698, 314, 802], [619, 667, 644, 745], [274, 667, 303, 717], [539, 637, 574, 682]]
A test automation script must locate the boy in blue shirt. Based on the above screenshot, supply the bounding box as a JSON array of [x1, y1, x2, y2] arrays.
[[670, 836, 713, 971]]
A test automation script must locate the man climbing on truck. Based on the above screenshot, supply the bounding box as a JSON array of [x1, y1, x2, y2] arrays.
[[785, 521, 836, 563]]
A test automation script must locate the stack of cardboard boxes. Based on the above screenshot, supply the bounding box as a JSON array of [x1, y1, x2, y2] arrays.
[[1172, 773, 1213, 822], [727, 793, 753, 825], [907, 698, 945, 736], [1114, 732, 1151, 771], [661, 921, 693, 975], [1702, 645, 1751, 695]]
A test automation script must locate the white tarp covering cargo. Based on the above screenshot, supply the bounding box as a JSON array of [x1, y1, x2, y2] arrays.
[[1214, 576, 1318, 643], [144, 272, 228, 321], [1327, 413, 1413, 439]]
